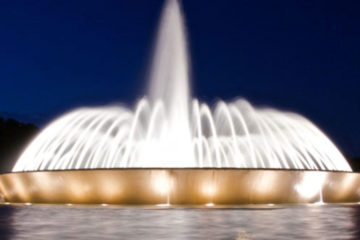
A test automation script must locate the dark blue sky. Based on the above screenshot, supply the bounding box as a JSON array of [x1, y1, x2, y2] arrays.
[[0, 0, 359, 156]]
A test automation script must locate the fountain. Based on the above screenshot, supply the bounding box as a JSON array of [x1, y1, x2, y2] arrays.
[[0, 0, 359, 206]]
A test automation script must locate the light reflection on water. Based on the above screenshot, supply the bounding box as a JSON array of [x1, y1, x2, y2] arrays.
[[0, 205, 359, 240]]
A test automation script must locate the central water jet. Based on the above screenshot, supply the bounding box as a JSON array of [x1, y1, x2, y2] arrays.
[[144, 0, 193, 167]]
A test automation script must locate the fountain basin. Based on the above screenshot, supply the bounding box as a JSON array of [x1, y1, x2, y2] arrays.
[[0, 169, 359, 205]]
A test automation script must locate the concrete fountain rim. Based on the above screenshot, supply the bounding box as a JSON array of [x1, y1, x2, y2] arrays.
[[1, 167, 355, 175], [0, 167, 359, 205]]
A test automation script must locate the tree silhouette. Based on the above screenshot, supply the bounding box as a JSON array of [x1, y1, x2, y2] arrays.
[[0, 118, 39, 173]]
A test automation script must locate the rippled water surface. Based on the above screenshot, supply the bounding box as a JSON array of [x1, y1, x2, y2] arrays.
[[0, 204, 359, 239]]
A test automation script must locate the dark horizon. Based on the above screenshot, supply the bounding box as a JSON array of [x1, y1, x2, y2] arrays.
[[0, 0, 359, 157]]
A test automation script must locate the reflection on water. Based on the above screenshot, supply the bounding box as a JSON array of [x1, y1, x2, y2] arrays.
[[0, 204, 359, 240]]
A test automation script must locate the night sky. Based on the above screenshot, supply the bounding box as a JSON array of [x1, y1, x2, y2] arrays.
[[0, 0, 359, 156]]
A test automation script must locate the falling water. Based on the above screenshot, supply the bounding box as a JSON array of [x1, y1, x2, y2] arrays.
[[12, 0, 352, 172], [146, 0, 193, 167]]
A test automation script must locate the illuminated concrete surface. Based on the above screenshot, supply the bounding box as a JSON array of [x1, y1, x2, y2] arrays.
[[0, 169, 359, 205]]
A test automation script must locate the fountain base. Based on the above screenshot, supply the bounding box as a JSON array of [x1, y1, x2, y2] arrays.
[[0, 169, 359, 205]]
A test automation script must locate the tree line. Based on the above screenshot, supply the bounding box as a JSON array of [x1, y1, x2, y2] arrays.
[[0, 118, 39, 173]]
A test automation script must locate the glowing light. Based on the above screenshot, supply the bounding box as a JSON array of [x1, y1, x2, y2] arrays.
[[66, 203, 72, 206], [202, 184, 216, 205], [295, 172, 326, 199], [267, 203, 275, 206], [101, 203, 108, 207], [25, 202, 32, 206], [4, 202, 10, 205], [202, 184, 216, 197], [254, 172, 278, 194], [153, 173, 171, 195], [156, 203, 170, 207], [313, 201, 325, 206]]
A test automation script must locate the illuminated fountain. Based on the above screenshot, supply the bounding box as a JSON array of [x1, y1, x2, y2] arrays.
[[0, 0, 359, 206], [10, 0, 351, 172]]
